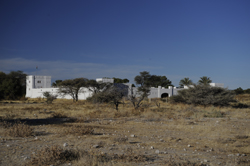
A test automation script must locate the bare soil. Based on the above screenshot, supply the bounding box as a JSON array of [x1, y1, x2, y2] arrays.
[[0, 99, 250, 166]]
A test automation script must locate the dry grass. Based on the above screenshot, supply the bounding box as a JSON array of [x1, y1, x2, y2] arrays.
[[0, 95, 250, 165], [26, 145, 80, 166], [63, 124, 94, 135], [3, 121, 33, 137]]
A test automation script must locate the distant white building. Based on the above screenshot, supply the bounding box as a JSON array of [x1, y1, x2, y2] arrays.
[[26, 75, 224, 100], [26, 75, 92, 100]]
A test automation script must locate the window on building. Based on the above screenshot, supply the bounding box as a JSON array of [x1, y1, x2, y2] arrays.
[[37, 81, 41, 83]]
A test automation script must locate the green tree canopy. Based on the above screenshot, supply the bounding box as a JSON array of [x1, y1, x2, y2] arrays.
[[0, 71, 27, 100], [88, 85, 126, 110], [57, 78, 88, 101], [52, 80, 62, 87], [113, 77, 129, 83], [148, 75, 173, 88], [134, 71, 151, 95], [179, 77, 193, 87], [170, 84, 235, 106], [198, 76, 212, 85], [87, 79, 112, 94], [234, 87, 244, 95]]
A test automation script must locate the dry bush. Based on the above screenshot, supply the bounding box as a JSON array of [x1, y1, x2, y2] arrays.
[[201, 110, 225, 118], [63, 125, 94, 135], [27, 145, 80, 166], [21, 106, 41, 114], [3, 113, 18, 120], [51, 112, 68, 118], [151, 98, 161, 108], [131, 108, 144, 116], [4, 121, 33, 137], [150, 107, 166, 112], [114, 110, 130, 118]]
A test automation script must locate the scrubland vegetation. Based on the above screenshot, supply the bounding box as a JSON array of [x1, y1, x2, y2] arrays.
[[0, 93, 250, 166]]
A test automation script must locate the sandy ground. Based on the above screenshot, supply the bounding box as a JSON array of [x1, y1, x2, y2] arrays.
[[1, 115, 250, 166]]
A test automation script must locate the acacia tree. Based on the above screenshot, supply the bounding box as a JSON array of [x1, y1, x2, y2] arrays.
[[179, 77, 193, 87], [89, 85, 126, 110], [198, 76, 212, 85], [57, 78, 88, 102], [128, 71, 151, 109], [87, 79, 112, 94]]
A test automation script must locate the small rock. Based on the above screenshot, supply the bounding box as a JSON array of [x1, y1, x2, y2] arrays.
[[204, 159, 208, 162], [184, 148, 186, 151], [187, 145, 191, 147], [236, 153, 240, 156], [6, 144, 10, 147], [93, 145, 99, 148], [63, 143, 68, 147], [24, 156, 30, 160], [155, 150, 160, 154], [130, 134, 135, 137], [150, 146, 154, 149], [160, 139, 164, 142], [242, 154, 246, 156]]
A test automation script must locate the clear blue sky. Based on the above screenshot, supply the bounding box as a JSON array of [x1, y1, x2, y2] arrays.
[[0, 0, 249, 89]]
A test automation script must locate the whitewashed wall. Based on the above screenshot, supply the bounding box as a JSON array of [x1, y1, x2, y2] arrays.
[[26, 75, 224, 100]]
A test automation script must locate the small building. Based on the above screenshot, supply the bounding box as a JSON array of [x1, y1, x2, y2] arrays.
[[26, 75, 224, 100]]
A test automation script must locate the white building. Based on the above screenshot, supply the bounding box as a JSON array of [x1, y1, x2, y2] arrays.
[[26, 75, 92, 100], [26, 75, 224, 100]]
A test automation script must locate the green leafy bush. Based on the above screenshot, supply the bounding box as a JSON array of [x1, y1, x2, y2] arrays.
[[43, 91, 57, 104], [169, 84, 235, 106]]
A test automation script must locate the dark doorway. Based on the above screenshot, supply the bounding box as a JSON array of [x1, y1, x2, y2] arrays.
[[161, 93, 168, 98]]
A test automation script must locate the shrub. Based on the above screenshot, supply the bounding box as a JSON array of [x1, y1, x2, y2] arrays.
[[87, 86, 125, 110], [4, 121, 33, 137], [51, 112, 68, 118], [43, 91, 57, 104], [64, 125, 94, 135], [170, 84, 235, 106], [28, 145, 80, 166]]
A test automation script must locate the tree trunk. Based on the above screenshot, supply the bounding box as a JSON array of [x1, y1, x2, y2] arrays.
[[115, 103, 119, 111], [75, 93, 78, 101]]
